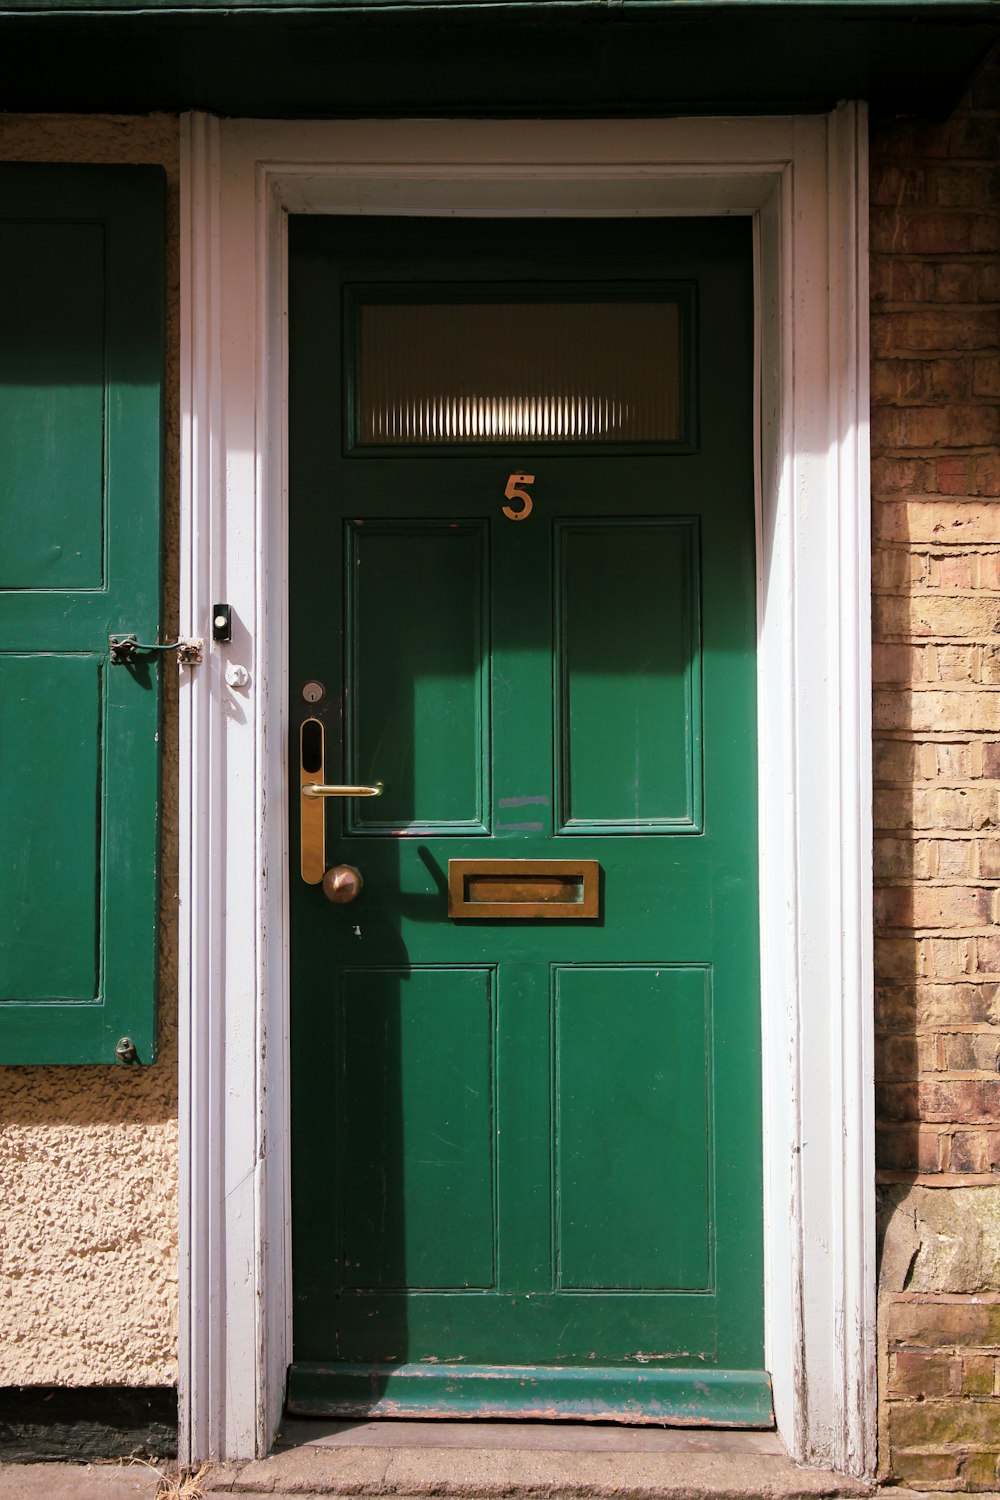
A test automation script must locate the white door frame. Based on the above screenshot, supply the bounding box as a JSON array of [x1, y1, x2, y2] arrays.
[[177, 109, 874, 1474]]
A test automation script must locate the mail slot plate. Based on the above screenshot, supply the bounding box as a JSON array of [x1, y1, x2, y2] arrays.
[[448, 859, 600, 919]]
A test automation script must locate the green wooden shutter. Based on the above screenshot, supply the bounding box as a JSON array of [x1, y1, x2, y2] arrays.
[[0, 163, 165, 1064]]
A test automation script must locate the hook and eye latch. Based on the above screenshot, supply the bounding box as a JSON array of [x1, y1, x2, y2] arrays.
[[109, 633, 204, 666]]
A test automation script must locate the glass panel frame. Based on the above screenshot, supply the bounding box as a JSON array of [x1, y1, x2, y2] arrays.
[[344, 281, 697, 455]]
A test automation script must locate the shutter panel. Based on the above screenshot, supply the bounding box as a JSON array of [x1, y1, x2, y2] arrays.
[[0, 164, 165, 1064]]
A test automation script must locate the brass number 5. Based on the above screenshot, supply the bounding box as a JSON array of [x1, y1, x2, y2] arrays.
[[503, 473, 534, 521]]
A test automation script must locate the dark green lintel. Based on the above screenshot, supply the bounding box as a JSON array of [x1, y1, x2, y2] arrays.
[[288, 1362, 775, 1426], [0, 2, 996, 116]]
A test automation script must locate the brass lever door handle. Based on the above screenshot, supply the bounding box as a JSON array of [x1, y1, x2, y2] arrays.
[[299, 716, 382, 884], [302, 783, 383, 799]]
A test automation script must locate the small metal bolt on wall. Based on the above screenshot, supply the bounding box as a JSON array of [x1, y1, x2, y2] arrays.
[[115, 1037, 139, 1065]]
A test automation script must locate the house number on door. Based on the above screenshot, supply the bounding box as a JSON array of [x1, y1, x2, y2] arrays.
[[503, 473, 535, 521]]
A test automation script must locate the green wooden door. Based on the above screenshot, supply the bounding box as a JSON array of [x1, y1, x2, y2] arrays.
[[287, 216, 768, 1425]]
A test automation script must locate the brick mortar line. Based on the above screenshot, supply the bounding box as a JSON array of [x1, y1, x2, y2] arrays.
[[875, 1065, 999, 1074], [882, 1291, 1000, 1303], [874, 831, 1000, 839], [874, 878, 1000, 886], [874, 552, 1000, 561], [873, 445, 1000, 453], [874, 591, 1000, 600], [873, 310, 1000, 317], [876, 1022, 1000, 1029], [875, 501, 1000, 509]]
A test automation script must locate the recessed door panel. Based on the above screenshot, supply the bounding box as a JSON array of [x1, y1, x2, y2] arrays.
[[556, 520, 700, 832], [0, 222, 106, 591], [0, 653, 101, 1001], [340, 966, 496, 1291], [554, 964, 711, 1292], [346, 521, 489, 833]]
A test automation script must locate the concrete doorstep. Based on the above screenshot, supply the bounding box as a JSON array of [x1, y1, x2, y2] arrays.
[[199, 1423, 874, 1500]]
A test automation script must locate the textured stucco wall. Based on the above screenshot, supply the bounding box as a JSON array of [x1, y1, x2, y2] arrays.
[[0, 114, 180, 1386]]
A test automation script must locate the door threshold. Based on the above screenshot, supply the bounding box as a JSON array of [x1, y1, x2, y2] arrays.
[[279, 1418, 786, 1453], [203, 1422, 873, 1497]]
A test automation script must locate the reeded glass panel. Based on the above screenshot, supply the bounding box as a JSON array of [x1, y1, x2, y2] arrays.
[[355, 297, 684, 445]]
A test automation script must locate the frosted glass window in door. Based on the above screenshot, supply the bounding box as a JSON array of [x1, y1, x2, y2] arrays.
[[355, 296, 687, 445]]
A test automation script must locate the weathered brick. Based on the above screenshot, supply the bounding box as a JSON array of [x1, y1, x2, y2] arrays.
[[929, 551, 977, 589], [876, 982, 1000, 1030], [873, 405, 1000, 451], [929, 1079, 1000, 1120], [870, 209, 980, 256], [889, 1350, 956, 1397], [973, 357, 1000, 399], [888, 1450, 962, 1486], [875, 837, 933, 879], [930, 164, 1000, 208], [979, 840, 1000, 878], [871, 357, 969, 405], [979, 259, 1000, 302], [936, 743, 975, 779], [950, 1129, 1000, 1173], [927, 938, 980, 981], [938, 454, 974, 495], [876, 1122, 944, 1173], [938, 1031, 1000, 1073], [961, 1355, 997, 1396], [873, 644, 925, 684], [876, 884, 993, 930], [878, 689, 1000, 735], [874, 740, 921, 783], [890, 1399, 1000, 1448], [979, 934, 1000, 971], [870, 258, 934, 304], [963, 1451, 1000, 1493], [887, 1297, 1000, 1347], [908, 788, 1000, 831], [873, 548, 929, 589], [974, 454, 1000, 497], [881, 114, 1000, 160], [937, 840, 978, 878], [934, 260, 985, 303], [872, 455, 935, 495], [876, 593, 1000, 640], [875, 1032, 923, 1080], [971, 214, 1000, 253], [878, 1078, 1000, 1122], [873, 308, 1000, 357], [937, 646, 979, 685], [877, 500, 1000, 545], [871, 164, 928, 207]]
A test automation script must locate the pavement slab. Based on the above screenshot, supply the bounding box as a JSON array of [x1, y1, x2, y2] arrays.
[[0, 1461, 161, 1498]]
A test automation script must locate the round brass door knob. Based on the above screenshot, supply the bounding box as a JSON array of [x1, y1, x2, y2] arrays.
[[322, 864, 364, 904]]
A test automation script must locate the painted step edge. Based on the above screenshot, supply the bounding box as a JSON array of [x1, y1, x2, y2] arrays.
[[287, 1364, 774, 1427]]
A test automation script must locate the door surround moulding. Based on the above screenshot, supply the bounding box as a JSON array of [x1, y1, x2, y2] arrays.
[[178, 109, 873, 1474]]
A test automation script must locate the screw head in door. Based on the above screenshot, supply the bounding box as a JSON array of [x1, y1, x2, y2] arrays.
[[301, 680, 325, 705]]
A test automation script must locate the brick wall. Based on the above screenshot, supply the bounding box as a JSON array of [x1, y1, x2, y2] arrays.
[[872, 45, 1000, 1491]]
